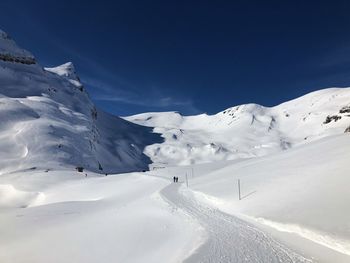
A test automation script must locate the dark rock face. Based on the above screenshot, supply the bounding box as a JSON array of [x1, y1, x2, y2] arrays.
[[0, 53, 36, 64], [340, 105, 350, 114], [324, 115, 342, 124]]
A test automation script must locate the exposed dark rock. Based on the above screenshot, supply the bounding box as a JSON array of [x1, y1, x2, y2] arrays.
[[340, 105, 350, 114], [76, 166, 84, 172], [324, 115, 342, 124], [0, 53, 36, 64], [91, 107, 98, 120]]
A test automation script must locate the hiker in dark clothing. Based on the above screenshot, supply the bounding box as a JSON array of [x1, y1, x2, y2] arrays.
[[173, 176, 176, 183], [175, 177, 178, 183]]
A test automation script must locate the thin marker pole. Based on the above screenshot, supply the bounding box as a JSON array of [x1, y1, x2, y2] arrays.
[[238, 179, 241, 200], [186, 172, 189, 187]]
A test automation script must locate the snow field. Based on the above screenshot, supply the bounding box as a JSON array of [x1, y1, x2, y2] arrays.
[[152, 134, 350, 261], [0, 171, 202, 263]]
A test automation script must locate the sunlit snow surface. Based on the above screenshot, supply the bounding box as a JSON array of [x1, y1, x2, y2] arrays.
[[0, 171, 201, 263], [1, 28, 350, 262], [1, 135, 350, 262], [125, 88, 350, 166], [151, 134, 350, 262], [0, 30, 161, 175]]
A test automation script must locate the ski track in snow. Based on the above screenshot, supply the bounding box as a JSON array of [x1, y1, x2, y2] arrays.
[[161, 183, 312, 263]]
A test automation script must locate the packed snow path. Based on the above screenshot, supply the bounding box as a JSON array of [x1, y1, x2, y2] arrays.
[[161, 183, 311, 263]]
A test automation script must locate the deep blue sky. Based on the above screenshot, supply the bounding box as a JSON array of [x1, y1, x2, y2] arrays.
[[1, 0, 350, 116]]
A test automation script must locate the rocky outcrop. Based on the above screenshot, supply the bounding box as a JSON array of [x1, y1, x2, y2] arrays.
[[323, 115, 342, 124], [340, 105, 350, 114], [0, 53, 36, 64]]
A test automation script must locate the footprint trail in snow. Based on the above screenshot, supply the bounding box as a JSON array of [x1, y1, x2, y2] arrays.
[[161, 183, 312, 263]]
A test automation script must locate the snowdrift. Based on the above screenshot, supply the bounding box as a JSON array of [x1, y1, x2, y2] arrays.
[[0, 171, 201, 263], [0, 184, 43, 208]]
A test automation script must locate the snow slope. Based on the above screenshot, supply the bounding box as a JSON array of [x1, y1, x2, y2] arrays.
[[151, 133, 350, 262], [125, 88, 350, 166], [0, 29, 35, 62], [0, 29, 161, 174], [0, 171, 201, 263], [1, 134, 349, 262]]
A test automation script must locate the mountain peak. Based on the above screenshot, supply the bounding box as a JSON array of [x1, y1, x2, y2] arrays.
[[45, 62, 80, 81]]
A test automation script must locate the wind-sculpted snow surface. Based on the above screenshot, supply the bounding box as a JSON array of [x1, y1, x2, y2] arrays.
[[0, 171, 201, 263], [161, 184, 311, 263], [126, 88, 350, 166], [0, 29, 161, 174]]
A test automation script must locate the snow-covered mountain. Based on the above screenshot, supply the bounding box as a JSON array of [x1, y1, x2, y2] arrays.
[[0, 29, 161, 175], [125, 88, 350, 166], [1, 27, 349, 174], [1, 28, 350, 263]]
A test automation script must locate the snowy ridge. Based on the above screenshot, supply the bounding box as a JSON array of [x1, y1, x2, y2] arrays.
[[0, 29, 161, 174], [45, 62, 79, 80], [0, 29, 35, 64], [125, 88, 350, 166], [45, 62, 82, 87]]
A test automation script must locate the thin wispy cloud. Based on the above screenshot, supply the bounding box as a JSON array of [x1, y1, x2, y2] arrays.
[[84, 76, 200, 114], [309, 44, 350, 70], [18, 16, 201, 115]]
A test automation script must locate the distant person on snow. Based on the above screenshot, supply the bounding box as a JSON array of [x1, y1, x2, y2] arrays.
[[173, 176, 176, 183]]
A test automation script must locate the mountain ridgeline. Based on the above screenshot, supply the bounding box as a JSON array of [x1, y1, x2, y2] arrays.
[[125, 89, 350, 166], [0, 29, 161, 175], [0, 28, 349, 174]]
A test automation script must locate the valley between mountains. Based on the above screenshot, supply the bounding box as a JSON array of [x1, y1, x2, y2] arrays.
[[0, 29, 350, 262]]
